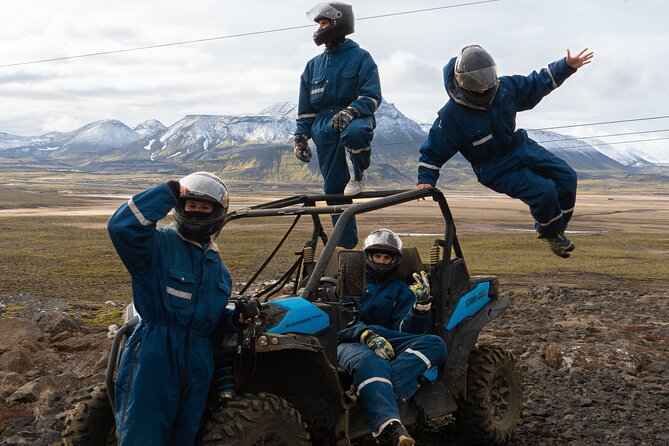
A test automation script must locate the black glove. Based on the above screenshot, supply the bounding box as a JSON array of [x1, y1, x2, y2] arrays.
[[234, 296, 261, 320], [294, 134, 311, 163], [167, 180, 181, 198], [331, 106, 360, 132]]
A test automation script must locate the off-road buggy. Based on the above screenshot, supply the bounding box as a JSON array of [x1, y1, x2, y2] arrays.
[[63, 187, 521, 445]]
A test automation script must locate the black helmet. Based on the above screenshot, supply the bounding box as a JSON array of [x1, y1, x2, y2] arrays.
[[173, 172, 229, 242], [362, 229, 403, 281], [307, 2, 354, 46], [454, 45, 499, 92]]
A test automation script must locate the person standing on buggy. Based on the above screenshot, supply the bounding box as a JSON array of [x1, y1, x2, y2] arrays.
[[416, 45, 594, 258], [107, 171, 258, 446], [294, 2, 382, 249], [337, 229, 447, 446]]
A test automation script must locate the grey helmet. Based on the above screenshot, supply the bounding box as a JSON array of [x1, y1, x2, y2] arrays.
[[454, 45, 499, 92], [362, 229, 403, 280], [173, 172, 229, 242], [307, 2, 354, 46]]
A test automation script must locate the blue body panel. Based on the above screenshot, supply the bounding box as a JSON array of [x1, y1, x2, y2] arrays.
[[422, 366, 439, 383], [445, 282, 491, 331], [266, 297, 330, 334]]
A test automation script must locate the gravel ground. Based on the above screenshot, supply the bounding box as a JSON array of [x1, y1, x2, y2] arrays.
[[1, 284, 667, 446]]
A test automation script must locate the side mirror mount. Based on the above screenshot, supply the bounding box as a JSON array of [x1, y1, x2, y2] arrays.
[[337, 250, 366, 299]]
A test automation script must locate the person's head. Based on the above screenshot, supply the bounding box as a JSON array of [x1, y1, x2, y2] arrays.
[[362, 229, 403, 281], [307, 2, 354, 47], [173, 172, 229, 242], [454, 44, 499, 94]]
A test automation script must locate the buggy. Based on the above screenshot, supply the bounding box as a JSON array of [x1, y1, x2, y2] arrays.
[[63, 187, 521, 445]]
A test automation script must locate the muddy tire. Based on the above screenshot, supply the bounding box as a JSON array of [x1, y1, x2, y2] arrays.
[[198, 393, 310, 446], [454, 345, 521, 445], [62, 384, 117, 446]]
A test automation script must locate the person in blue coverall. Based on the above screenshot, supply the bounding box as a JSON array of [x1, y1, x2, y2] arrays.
[[107, 171, 258, 446], [417, 45, 594, 258], [337, 229, 446, 446], [294, 2, 382, 249]]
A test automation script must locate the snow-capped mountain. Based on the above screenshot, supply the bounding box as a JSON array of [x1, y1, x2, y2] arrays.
[[0, 132, 31, 150], [1, 120, 142, 157], [0, 101, 665, 186], [134, 119, 167, 138]]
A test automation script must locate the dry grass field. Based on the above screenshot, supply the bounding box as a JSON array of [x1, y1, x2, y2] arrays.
[[0, 174, 667, 325], [0, 172, 668, 445]]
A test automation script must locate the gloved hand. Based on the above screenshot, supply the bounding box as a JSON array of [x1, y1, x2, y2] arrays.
[[167, 180, 181, 198], [234, 296, 261, 322], [294, 134, 311, 162], [331, 106, 360, 132], [360, 329, 395, 360], [409, 271, 432, 312]]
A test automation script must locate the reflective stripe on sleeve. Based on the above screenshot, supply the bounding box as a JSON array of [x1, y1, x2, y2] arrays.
[[547, 66, 557, 88], [127, 199, 153, 227], [297, 113, 316, 119], [418, 162, 440, 171]]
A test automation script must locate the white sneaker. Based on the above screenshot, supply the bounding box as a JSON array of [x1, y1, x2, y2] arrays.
[[344, 174, 366, 196]]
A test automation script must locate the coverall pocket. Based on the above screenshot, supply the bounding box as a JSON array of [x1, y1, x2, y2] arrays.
[[309, 75, 326, 107], [338, 70, 358, 103], [166, 268, 196, 309], [465, 126, 494, 150]]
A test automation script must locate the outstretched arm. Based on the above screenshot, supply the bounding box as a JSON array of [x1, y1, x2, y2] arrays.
[[566, 48, 594, 70]]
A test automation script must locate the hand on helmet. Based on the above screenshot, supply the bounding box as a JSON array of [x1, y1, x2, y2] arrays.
[[331, 106, 360, 132], [410, 271, 432, 312], [294, 134, 311, 163], [361, 329, 395, 360]]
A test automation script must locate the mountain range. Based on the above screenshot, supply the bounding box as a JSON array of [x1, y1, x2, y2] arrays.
[[0, 101, 665, 187]]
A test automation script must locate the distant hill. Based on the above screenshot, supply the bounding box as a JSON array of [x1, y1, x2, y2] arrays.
[[1, 101, 667, 189]]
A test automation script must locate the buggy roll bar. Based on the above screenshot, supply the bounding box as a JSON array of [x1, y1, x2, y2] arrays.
[[224, 187, 462, 300]]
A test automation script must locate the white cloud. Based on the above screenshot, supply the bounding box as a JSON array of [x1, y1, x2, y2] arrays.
[[0, 0, 667, 159]]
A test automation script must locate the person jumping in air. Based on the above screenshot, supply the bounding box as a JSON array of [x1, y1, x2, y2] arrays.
[[416, 45, 594, 258], [294, 2, 382, 249]]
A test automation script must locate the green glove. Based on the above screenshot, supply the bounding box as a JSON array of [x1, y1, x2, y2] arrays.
[[360, 329, 395, 360], [409, 271, 432, 312]]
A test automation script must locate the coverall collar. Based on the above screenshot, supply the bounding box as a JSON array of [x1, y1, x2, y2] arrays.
[[325, 38, 358, 55], [167, 224, 219, 252]]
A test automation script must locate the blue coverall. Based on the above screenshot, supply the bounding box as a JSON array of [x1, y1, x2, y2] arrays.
[[107, 183, 240, 446], [418, 56, 578, 238], [337, 276, 447, 436], [296, 39, 382, 248]]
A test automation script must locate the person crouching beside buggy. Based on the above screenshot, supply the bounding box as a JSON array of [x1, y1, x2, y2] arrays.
[[337, 229, 447, 446]]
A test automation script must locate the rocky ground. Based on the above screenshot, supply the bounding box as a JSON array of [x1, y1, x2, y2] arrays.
[[0, 284, 667, 446]]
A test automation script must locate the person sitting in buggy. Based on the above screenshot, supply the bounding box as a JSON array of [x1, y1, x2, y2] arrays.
[[337, 229, 447, 446]]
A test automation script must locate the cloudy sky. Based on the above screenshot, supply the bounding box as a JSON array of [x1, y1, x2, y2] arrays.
[[1, 0, 668, 160]]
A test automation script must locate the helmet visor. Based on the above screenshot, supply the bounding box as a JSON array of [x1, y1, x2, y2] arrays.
[[307, 3, 344, 21], [455, 65, 498, 92]]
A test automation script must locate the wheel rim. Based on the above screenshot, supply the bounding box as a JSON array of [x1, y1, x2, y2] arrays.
[[490, 369, 511, 422]]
